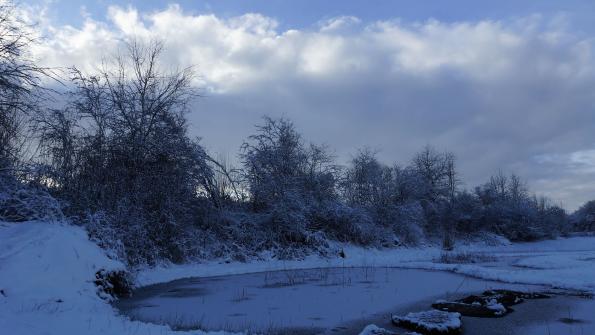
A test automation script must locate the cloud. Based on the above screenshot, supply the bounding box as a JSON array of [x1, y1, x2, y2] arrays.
[[28, 5, 595, 210]]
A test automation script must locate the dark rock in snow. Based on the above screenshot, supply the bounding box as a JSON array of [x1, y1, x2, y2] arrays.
[[432, 289, 550, 318], [95, 269, 133, 300], [432, 299, 508, 317], [482, 289, 550, 305], [358, 324, 399, 335], [358, 324, 422, 335], [392, 310, 462, 335]]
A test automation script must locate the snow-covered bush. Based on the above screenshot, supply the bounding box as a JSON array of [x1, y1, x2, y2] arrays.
[[473, 172, 569, 241], [393, 202, 425, 245], [83, 211, 126, 261], [571, 200, 595, 232], [311, 202, 381, 246], [239, 117, 347, 253], [34, 42, 220, 265], [341, 150, 426, 245], [94, 269, 133, 300], [0, 173, 63, 222]]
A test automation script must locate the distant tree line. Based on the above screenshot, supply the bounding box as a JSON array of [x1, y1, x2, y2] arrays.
[[0, 0, 586, 266]]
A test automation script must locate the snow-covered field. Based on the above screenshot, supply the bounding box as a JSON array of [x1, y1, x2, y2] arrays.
[[2, 220, 595, 335]]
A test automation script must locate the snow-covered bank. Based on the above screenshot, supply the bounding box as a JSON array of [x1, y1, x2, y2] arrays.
[[136, 245, 442, 286], [0, 221, 235, 335], [402, 237, 595, 293], [138, 236, 595, 294]]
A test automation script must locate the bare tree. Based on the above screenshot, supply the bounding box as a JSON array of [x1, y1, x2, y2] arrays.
[[36, 40, 219, 264], [489, 170, 508, 201], [412, 145, 458, 201], [0, 0, 55, 170], [343, 148, 390, 208]]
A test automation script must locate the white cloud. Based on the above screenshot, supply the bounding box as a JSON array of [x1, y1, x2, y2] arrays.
[[319, 16, 361, 33], [29, 6, 595, 90], [26, 5, 595, 210]]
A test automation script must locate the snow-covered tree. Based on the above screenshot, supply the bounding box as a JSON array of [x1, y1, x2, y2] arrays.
[[572, 200, 595, 231], [342, 148, 392, 209], [412, 145, 458, 202], [0, 0, 63, 223], [35, 41, 217, 264], [240, 116, 342, 247]]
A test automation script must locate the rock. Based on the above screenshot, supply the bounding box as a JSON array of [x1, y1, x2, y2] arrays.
[[432, 300, 508, 317], [94, 269, 133, 300], [359, 324, 421, 335], [482, 289, 549, 305], [392, 310, 462, 335], [358, 324, 398, 335], [432, 289, 550, 318]]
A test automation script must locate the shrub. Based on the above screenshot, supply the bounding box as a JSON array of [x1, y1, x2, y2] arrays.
[[0, 173, 63, 223]]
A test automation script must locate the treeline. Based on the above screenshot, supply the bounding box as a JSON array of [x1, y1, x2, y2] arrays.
[[0, 2, 582, 266], [571, 201, 595, 232]]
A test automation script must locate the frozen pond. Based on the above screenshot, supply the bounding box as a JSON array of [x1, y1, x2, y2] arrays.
[[117, 267, 551, 333]]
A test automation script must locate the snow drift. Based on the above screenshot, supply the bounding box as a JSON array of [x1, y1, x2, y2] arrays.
[[0, 221, 234, 335]]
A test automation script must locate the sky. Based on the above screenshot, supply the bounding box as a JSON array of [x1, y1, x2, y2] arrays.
[[19, 0, 595, 210]]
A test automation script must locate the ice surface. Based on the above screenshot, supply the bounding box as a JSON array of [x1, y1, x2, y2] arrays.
[[119, 267, 538, 332]]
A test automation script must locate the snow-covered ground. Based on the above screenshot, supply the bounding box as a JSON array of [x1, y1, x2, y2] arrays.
[[411, 237, 595, 293], [2, 220, 595, 335], [0, 221, 235, 335]]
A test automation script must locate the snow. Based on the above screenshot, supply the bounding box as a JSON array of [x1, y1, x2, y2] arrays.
[[484, 299, 507, 315], [358, 324, 393, 335], [392, 310, 461, 333], [0, 221, 237, 335], [358, 324, 421, 335], [3, 220, 595, 334], [404, 238, 595, 293]]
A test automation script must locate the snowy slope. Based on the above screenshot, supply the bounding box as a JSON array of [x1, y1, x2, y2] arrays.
[[0, 221, 236, 335]]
